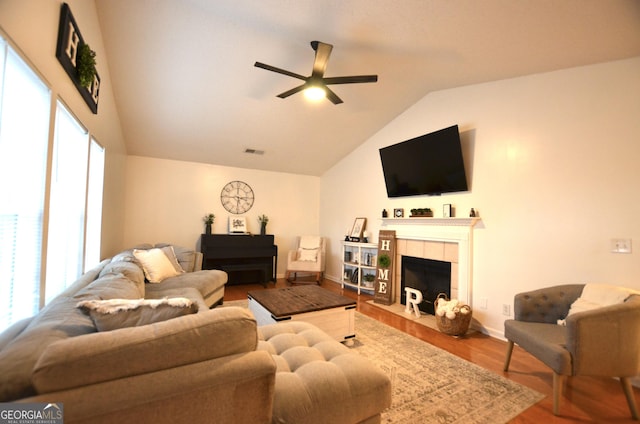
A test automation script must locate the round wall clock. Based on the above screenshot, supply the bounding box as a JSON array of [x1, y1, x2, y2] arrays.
[[220, 180, 255, 214]]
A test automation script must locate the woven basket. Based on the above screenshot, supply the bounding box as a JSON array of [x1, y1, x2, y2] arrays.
[[434, 293, 472, 336]]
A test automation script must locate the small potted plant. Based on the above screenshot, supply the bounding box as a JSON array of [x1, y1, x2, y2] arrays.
[[410, 208, 433, 217], [363, 273, 375, 287], [203, 213, 215, 234], [77, 43, 97, 88], [258, 214, 269, 235]]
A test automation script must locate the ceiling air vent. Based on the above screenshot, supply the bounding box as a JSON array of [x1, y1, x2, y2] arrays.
[[244, 148, 265, 155]]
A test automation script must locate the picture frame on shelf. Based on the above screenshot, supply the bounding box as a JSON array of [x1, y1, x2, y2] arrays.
[[228, 216, 247, 234], [443, 204, 452, 218], [349, 217, 366, 241]]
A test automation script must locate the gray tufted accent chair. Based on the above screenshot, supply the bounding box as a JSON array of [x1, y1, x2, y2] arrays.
[[503, 284, 640, 420]]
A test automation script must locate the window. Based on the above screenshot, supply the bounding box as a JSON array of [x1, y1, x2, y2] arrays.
[[0, 35, 106, 332], [0, 36, 51, 330], [84, 138, 105, 271], [45, 102, 90, 303]]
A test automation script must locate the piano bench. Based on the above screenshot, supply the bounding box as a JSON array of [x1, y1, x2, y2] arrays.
[[221, 263, 272, 287]]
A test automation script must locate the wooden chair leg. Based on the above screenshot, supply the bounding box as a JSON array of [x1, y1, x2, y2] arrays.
[[552, 372, 564, 416], [620, 377, 639, 420], [503, 340, 514, 371]]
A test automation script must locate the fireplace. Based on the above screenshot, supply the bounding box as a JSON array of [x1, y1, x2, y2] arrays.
[[400, 256, 451, 315], [380, 217, 479, 307]]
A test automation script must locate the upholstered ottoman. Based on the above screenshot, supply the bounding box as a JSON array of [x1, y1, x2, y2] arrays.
[[257, 321, 391, 424]]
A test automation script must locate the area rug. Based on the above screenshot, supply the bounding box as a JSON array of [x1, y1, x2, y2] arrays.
[[223, 300, 543, 423]]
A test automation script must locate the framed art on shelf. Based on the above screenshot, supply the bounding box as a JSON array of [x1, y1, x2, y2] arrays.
[[228, 216, 247, 234], [443, 204, 452, 218], [349, 217, 367, 241]]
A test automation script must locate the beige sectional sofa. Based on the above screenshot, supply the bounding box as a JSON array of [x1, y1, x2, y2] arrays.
[[0, 244, 391, 423]]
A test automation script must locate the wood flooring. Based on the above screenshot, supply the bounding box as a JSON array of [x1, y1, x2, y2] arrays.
[[225, 277, 640, 423]]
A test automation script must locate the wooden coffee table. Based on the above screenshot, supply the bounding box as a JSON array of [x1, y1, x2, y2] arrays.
[[248, 285, 356, 343]]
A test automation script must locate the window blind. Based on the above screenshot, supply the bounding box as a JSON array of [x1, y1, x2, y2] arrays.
[[0, 37, 51, 331]]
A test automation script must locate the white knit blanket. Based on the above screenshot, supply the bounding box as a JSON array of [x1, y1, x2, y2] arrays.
[[558, 283, 638, 325], [76, 297, 193, 314]]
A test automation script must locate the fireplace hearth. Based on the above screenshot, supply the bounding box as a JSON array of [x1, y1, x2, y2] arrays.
[[400, 256, 451, 315]]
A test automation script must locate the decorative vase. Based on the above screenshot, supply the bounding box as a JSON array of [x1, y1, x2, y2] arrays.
[[205, 223, 212, 235], [260, 222, 267, 235]]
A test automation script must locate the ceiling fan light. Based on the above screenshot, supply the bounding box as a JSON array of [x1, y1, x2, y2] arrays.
[[304, 85, 326, 101]]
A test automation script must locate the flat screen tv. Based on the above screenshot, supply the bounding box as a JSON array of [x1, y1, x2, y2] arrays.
[[379, 125, 468, 197]]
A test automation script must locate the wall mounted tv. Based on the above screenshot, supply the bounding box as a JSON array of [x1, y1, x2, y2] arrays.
[[379, 125, 468, 197]]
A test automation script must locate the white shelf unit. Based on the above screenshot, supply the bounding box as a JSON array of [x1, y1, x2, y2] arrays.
[[341, 241, 378, 295]]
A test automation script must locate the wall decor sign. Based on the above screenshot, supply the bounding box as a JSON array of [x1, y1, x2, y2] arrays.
[[374, 230, 396, 306], [56, 3, 100, 114]]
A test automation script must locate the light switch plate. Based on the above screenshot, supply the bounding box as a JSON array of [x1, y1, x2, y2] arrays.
[[611, 239, 632, 254]]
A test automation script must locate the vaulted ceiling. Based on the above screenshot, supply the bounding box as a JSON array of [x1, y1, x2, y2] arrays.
[[95, 0, 640, 176]]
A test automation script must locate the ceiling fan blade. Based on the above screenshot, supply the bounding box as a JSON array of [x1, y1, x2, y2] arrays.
[[276, 83, 307, 99], [310, 41, 333, 78], [323, 75, 378, 85], [254, 62, 307, 81], [324, 86, 343, 105]]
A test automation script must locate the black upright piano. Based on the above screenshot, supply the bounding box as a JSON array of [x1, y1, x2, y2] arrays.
[[200, 234, 277, 286]]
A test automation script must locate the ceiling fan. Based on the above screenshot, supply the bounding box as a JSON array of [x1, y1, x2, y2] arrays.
[[254, 41, 378, 104]]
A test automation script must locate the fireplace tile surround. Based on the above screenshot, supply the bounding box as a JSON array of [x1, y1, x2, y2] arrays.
[[396, 239, 459, 304], [379, 218, 480, 307]]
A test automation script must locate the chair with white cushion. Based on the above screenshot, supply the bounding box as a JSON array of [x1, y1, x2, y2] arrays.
[[285, 236, 325, 284], [503, 283, 640, 420]]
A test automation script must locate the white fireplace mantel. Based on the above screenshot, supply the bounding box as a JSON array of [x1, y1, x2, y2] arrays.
[[379, 217, 481, 304], [381, 217, 479, 227], [380, 217, 480, 242]]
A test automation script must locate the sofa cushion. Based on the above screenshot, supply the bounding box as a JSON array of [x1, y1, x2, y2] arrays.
[[72, 272, 145, 301], [133, 248, 182, 283], [0, 257, 150, 402], [31, 307, 258, 394], [77, 298, 197, 331], [146, 270, 227, 304], [0, 296, 97, 401], [98, 259, 145, 284], [504, 320, 572, 375]]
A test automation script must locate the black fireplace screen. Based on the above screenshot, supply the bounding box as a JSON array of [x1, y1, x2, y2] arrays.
[[400, 256, 451, 315]]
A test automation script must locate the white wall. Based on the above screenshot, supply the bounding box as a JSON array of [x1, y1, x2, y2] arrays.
[[124, 156, 321, 277], [321, 57, 640, 337]]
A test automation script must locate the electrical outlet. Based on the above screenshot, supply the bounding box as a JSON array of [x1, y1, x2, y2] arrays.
[[611, 238, 632, 254], [479, 297, 488, 310], [502, 304, 511, 316]]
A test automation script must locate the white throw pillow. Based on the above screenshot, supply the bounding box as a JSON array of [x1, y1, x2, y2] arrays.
[[299, 236, 321, 249], [159, 245, 185, 274], [298, 248, 319, 262], [133, 248, 181, 283]]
